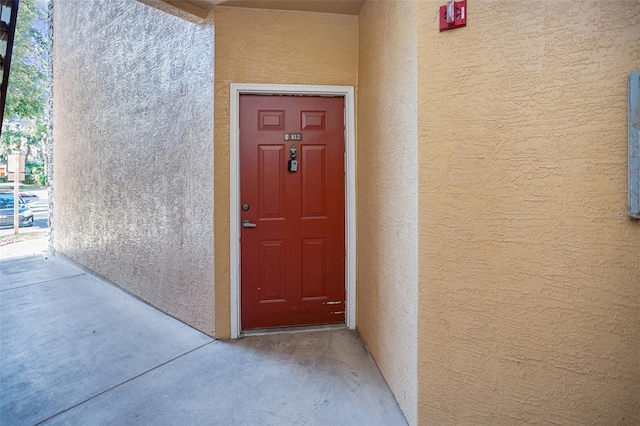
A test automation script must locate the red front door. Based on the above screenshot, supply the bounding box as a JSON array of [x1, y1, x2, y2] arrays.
[[240, 95, 345, 329]]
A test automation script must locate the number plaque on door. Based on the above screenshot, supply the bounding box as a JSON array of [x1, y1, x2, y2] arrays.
[[284, 133, 302, 141]]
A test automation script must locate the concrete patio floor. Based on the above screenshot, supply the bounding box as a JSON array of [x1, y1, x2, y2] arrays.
[[0, 238, 407, 425]]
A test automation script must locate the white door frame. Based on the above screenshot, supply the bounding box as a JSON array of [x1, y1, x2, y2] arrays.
[[229, 83, 356, 338]]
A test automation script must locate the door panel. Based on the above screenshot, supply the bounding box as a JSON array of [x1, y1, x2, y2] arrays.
[[259, 239, 285, 301], [302, 238, 326, 299], [240, 95, 345, 329], [301, 146, 327, 217], [258, 146, 285, 217]]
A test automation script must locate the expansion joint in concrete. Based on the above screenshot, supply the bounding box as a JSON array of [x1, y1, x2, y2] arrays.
[[34, 340, 216, 425]]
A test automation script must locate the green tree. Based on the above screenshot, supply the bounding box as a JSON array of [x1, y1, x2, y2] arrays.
[[1, 0, 48, 165]]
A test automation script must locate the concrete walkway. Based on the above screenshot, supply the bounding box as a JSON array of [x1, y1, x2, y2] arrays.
[[1, 238, 407, 425]]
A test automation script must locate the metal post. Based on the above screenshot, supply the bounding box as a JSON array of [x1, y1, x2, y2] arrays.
[[13, 167, 19, 234], [0, 1, 21, 136], [9, 152, 23, 234]]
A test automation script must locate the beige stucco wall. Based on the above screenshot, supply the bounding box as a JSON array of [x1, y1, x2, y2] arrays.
[[212, 7, 358, 338], [417, 1, 640, 424], [357, 2, 418, 424], [53, 0, 215, 334]]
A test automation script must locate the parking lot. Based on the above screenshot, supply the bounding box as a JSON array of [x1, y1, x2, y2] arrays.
[[0, 188, 49, 237]]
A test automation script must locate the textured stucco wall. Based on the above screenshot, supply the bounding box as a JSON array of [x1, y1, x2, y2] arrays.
[[53, 0, 215, 335], [213, 7, 358, 337], [357, 2, 418, 424], [417, 1, 640, 423]]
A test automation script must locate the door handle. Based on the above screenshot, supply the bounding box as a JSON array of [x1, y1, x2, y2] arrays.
[[242, 220, 257, 228]]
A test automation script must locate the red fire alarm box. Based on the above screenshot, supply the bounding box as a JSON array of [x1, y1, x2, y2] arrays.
[[440, 0, 466, 32]]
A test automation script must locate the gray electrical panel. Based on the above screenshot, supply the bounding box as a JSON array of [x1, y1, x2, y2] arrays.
[[629, 71, 640, 219]]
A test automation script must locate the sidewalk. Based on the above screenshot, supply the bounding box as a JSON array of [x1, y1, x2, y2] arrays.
[[0, 238, 407, 425], [0, 232, 48, 251]]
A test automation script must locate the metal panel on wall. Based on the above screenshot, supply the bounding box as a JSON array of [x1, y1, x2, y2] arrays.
[[629, 71, 640, 219]]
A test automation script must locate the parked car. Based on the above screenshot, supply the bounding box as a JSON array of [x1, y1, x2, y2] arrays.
[[0, 192, 34, 228], [19, 192, 39, 203]]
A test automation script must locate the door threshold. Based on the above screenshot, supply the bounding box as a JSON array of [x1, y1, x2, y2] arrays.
[[240, 323, 346, 338]]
